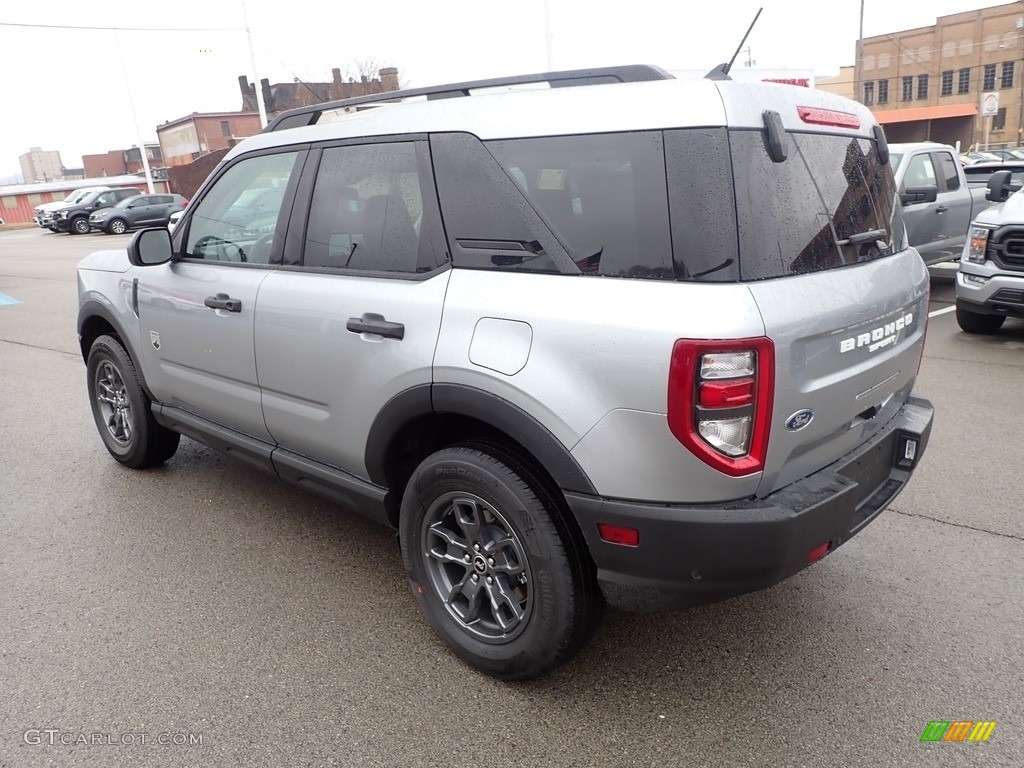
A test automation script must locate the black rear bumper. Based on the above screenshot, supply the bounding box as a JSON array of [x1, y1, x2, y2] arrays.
[[565, 395, 934, 612]]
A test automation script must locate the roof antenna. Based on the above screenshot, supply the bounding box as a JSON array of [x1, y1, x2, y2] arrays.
[[706, 7, 763, 80]]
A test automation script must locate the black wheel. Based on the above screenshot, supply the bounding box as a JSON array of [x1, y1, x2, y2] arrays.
[[86, 335, 180, 468], [70, 217, 90, 235], [107, 218, 128, 235], [956, 306, 1005, 334], [399, 445, 600, 680]]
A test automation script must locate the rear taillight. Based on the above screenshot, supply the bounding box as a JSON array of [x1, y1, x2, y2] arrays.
[[667, 338, 775, 476]]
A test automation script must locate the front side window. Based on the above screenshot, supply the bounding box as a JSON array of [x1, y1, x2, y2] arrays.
[[903, 153, 937, 190], [303, 142, 433, 274], [485, 132, 674, 279], [95, 192, 118, 207], [185, 150, 299, 264]]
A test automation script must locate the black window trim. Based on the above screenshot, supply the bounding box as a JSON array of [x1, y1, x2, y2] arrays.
[[282, 133, 451, 281], [174, 143, 311, 267]]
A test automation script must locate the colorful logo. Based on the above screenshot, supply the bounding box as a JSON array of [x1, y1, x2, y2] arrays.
[[920, 721, 996, 742]]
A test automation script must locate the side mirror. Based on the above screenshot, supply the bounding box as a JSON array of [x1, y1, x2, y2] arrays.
[[128, 227, 173, 266], [900, 185, 939, 206], [986, 170, 1014, 202]]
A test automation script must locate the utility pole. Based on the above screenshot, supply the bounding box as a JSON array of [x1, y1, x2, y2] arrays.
[[855, 0, 865, 103], [242, 0, 268, 128], [111, 24, 154, 193], [544, 0, 555, 70]]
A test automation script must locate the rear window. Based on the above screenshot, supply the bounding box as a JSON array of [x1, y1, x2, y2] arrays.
[[731, 131, 902, 280], [480, 128, 901, 282]]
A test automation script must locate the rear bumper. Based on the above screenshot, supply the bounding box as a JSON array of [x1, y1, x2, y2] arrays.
[[565, 395, 934, 612]]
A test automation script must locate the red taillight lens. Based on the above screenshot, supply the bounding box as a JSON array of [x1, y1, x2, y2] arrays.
[[667, 338, 775, 477], [807, 541, 832, 564]]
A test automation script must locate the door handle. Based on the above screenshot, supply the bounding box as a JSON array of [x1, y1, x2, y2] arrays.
[[935, 205, 949, 213], [204, 293, 242, 312], [346, 312, 404, 340]]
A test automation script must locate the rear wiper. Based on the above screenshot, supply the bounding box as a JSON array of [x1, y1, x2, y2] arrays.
[[837, 229, 887, 246]]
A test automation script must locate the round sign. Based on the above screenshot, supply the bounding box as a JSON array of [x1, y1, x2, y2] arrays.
[[983, 93, 999, 116]]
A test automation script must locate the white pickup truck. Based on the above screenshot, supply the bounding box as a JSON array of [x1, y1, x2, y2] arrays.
[[890, 142, 992, 265], [955, 169, 1024, 333]]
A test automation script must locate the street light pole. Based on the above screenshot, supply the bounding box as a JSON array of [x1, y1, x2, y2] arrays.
[[242, 0, 268, 128], [855, 0, 865, 103], [111, 26, 155, 193]]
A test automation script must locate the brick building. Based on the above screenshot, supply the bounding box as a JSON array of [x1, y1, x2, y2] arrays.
[[0, 175, 170, 225], [857, 1, 1024, 148], [238, 66, 400, 116], [83, 144, 163, 178], [156, 112, 263, 167]]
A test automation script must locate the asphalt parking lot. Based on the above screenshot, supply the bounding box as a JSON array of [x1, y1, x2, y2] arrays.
[[0, 227, 1021, 767]]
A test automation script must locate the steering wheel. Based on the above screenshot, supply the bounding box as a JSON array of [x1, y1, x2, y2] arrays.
[[247, 232, 275, 263], [194, 234, 247, 263]]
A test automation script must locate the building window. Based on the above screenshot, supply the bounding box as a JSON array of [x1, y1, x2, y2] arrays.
[[878, 79, 889, 104], [863, 81, 874, 106], [984, 63, 996, 90], [917, 74, 928, 99], [1, 196, 16, 209], [902, 76, 914, 101], [27, 194, 42, 206], [1001, 61, 1015, 89], [993, 107, 1007, 130], [221, 120, 231, 137], [958, 68, 971, 94], [941, 70, 953, 96]]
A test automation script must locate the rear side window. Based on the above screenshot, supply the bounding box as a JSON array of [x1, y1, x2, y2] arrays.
[[731, 131, 901, 280], [935, 152, 960, 191], [485, 132, 673, 279]]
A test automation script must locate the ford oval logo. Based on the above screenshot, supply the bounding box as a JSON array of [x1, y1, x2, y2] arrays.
[[785, 409, 814, 432]]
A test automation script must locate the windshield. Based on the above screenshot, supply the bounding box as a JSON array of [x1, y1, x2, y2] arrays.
[[114, 197, 135, 209]]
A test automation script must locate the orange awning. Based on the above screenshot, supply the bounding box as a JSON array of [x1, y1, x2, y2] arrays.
[[871, 103, 978, 125]]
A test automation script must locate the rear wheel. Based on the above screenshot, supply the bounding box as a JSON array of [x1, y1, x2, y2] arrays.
[[399, 445, 599, 680], [86, 334, 180, 468], [70, 217, 90, 235], [956, 306, 1005, 334], [107, 218, 128, 235]]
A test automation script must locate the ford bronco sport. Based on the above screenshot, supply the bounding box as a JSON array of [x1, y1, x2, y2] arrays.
[[77, 65, 934, 680]]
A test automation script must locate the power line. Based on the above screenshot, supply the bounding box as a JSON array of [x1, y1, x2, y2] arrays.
[[0, 21, 241, 32]]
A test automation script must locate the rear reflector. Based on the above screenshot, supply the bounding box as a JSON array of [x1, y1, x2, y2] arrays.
[[797, 107, 860, 129], [597, 523, 640, 547], [807, 541, 831, 564]]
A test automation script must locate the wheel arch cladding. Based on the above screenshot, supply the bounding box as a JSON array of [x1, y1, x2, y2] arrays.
[[366, 384, 598, 524], [78, 303, 155, 400]]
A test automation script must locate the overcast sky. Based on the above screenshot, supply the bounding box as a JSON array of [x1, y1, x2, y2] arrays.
[[0, 0, 1011, 180]]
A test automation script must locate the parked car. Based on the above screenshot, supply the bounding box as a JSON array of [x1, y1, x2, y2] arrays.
[[52, 187, 142, 234], [34, 186, 111, 229], [979, 148, 1024, 162], [961, 151, 1005, 165], [77, 64, 934, 680], [167, 209, 184, 233], [955, 169, 1024, 333], [89, 193, 188, 234], [889, 142, 994, 264]]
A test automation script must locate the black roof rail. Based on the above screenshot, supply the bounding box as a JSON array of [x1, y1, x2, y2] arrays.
[[263, 64, 675, 133]]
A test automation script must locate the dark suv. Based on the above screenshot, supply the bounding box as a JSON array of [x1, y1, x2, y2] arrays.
[[53, 188, 142, 234], [89, 194, 188, 235]]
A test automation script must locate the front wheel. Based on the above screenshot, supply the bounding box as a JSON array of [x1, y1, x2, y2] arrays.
[[70, 217, 90, 235], [107, 218, 127, 235], [86, 335, 180, 468], [956, 306, 1005, 334], [399, 446, 599, 680]]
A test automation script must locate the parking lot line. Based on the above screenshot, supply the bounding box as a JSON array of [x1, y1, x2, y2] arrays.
[[928, 306, 956, 318]]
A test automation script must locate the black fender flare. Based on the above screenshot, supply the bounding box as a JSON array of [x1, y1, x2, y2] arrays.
[[77, 299, 155, 401], [364, 383, 597, 495]]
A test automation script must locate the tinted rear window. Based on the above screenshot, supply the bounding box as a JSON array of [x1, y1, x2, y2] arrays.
[[731, 130, 902, 280]]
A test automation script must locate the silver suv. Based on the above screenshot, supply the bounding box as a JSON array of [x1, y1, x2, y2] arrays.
[[77, 65, 934, 680]]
